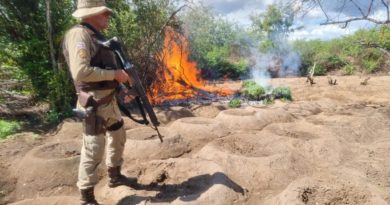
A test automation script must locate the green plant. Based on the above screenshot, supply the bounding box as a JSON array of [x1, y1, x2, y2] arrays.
[[342, 64, 354, 75], [294, 26, 389, 76], [228, 98, 241, 108], [361, 48, 384, 73], [363, 59, 381, 73], [242, 80, 266, 100], [0, 190, 7, 198], [315, 54, 347, 74], [45, 107, 73, 125], [272, 86, 292, 101], [263, 97, 275, 104], [183, 4, 250, 79], [0, 120, 21, 140]]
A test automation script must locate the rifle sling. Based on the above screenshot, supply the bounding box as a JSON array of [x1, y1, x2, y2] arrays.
[[117, 99, 149, 125]]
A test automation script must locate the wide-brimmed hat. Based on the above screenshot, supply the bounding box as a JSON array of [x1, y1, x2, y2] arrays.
[[72, 0, 112, 19]]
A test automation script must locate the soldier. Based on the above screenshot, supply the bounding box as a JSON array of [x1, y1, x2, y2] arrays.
[[63, 0, 133, 204]]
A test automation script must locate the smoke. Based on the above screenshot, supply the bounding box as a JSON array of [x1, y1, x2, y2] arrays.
[[249, 47, 271, 88], [281, 50, 301, 76], [243, 1, 302, 88], [248, 38, 301, 88]]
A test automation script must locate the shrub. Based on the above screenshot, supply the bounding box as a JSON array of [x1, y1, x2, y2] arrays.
[[205, 47, 249, 79], [0, 120, 21, 140], [272, 86, 292, 101], [363, 60, 381, 73], [342, 64, 355, 75], [228, 98, 241, 108], [361, 48, 384, 73], [293, 26, 389, 76], [316, 54, 347, 74], [242, 80, 266, 100]]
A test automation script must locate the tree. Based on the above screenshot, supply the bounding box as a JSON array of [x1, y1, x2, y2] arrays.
[[0, 0, 76, 122], [45, 0, 56, 71], [250, 3, 301, 78], [181, 4, 250, 78], [108, 0, 184, 85], [250, 4, 294, 51]]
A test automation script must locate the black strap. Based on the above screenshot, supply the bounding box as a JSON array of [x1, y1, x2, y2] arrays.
[[107, 119, 124, 131], [77, 81, 119, 92], [135, 97, 149, 125], [117, 99, 149, 125], [80, 22, 106, 41]]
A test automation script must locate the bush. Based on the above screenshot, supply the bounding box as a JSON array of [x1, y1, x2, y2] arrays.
[[47, 68, 75, 122], [363, 60, 381, 73], [316, 54, 347, 74], [183, 5, 250, 79], [294, 26, 389, 76], [342, 64, 354, 75], [228, 98, 241, 108], [361, 48, 384, 73], [242, 80, 266, 100], [205, 46, 249, 78], [0, 120, 21, 140], [272, 86, 292, 101]]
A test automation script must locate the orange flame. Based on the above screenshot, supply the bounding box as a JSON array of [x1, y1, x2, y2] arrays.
[[148, 29, 234, 104]]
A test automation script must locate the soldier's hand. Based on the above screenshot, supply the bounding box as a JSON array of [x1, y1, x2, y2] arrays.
[[114, 70, 130, 84]]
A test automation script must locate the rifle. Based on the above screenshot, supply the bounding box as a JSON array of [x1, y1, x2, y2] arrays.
[[97, 37, 163, 143]]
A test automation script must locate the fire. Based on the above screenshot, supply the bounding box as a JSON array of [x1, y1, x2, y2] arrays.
[[148, 29, 234, 104]]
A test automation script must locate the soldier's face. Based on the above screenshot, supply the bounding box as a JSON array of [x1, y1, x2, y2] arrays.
[[94, 11, 111, 31]]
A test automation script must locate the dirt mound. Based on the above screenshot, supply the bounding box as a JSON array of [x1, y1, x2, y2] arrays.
[[262, 175, 387, 205], [4, 76, 390, 205], [98, 158, 247, 205], [215, 108, 267, 130], [8, 196, 79, 205], [124, 127, 191, 161], [156, 106, 194, 125], [195, 133, 314, 194], [12, 140, 80, 201], [190, 104, 227, 118], [168, 117, 229, 151], [51, 119, 82, 141]]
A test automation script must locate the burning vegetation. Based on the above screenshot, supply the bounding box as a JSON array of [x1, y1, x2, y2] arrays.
[[145, 29, 294, 106], [148, 29, 235, 105]]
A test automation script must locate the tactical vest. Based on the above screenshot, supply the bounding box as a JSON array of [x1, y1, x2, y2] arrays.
[[63, 23, 124, 134], [63, 23, 119, 93]]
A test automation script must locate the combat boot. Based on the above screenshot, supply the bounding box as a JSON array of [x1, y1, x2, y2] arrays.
[[108, 166, 134, 188], [80, 187, 100, 205]]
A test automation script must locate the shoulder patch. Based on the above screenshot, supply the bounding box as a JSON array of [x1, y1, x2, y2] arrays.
[[76, 42, 87, 49], [77, 49, 88, 59]]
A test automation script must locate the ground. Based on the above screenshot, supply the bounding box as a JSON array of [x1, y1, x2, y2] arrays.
[[1, 75, 390, 205]]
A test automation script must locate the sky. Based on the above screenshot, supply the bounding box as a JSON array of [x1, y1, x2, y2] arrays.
[[189, 0, 388, 41]]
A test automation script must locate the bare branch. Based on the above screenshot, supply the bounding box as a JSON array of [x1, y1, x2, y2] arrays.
[[349, 0, 366, 16], [382, 0, 390, 21], [295, 0, 390, 27], [367, 0, 374, 16], [149, 4, 187, 49], [315, 0, 329, 20], [321, 16, 390, 28]]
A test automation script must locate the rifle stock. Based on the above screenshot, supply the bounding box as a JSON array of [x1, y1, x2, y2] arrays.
[[98, 37, 163, 142]]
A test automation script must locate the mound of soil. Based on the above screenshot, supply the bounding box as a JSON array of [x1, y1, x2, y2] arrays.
[[3, 75, 390, 205]]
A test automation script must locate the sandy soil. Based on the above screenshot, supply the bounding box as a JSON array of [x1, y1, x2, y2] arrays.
[[2, 75, 390, 205]]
